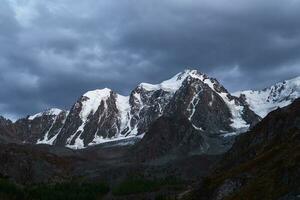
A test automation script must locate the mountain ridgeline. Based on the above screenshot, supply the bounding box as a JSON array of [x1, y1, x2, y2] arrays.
[[0, 70, 299, 153], [0, 70, 260, 150]]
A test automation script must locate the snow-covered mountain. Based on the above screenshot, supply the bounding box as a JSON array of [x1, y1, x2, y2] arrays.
[[36, 70, 260, 149], [0, 70, 262, 149], [42, 71, 195, 148], [233, 76, 300, 118]]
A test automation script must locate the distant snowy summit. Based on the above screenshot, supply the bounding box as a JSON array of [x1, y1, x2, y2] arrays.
[[233, 76, 300, 117]]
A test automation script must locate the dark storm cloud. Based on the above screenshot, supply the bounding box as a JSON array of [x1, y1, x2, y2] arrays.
[[1, 0, 300, 119]]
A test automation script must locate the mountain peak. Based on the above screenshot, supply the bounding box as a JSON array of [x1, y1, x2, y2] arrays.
[[177, 69, 206, 80], [139, 69, 206, 92], [182, 68, 203, 75], [82, 88, 113, 99]]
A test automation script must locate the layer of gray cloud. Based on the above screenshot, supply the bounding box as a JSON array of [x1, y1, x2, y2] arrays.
[[1, 0, 300, 119]]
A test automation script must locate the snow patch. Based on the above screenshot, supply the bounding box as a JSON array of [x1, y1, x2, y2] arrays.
[[116, 94, 130, 133], [28, 108, 62, 120], [192, 124, 203, 131], [221, 132, 237, 137], [187, 85, 204, 130], [88, 134, 140, 147]]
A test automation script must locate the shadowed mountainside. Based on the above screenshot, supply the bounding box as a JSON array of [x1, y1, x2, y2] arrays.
[[184, 98, 300, 200]]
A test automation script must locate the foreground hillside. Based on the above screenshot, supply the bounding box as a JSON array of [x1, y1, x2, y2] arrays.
[[0, 143, 219, 200], [184, 98, 300, 200]]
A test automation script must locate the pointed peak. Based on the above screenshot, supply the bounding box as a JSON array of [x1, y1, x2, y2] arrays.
[[181, 68, 205, 76], [137, 69, 210, 92]]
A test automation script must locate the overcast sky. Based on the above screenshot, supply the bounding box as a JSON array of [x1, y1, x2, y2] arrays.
[[1, 0, 300, 119]]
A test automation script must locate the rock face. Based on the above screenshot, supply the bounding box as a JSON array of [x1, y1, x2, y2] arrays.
[[16, 109, 68, 145], [164, 74, 260, 133], [0, 70, 262, 149], [0, 117, 19, 143], [234, 76, 300, 118], [133, 116, 206, 161], [189, 98, 300, 200]]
